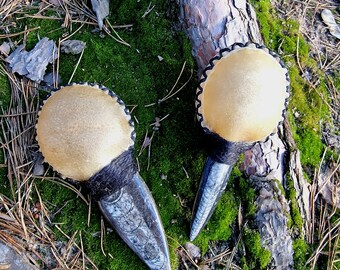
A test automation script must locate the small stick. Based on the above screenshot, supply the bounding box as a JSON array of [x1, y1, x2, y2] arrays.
[[147, 131, 155, 171], [182, 166, 189, 179], [105, 19, 131, 47], [80, 231, 85, 270], [0, 26, 40, 39], [145, 62, 193, 107], [142, 3, 155, 18], [87, 194, 92, 227], [100, 216, 107, 257], [68, 46, 85, 84], [166, 235, 200, 269]]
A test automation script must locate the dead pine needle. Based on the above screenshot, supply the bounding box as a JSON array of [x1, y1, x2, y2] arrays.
[[54, 225, 98, 269], [100, 216, 107, 257], [56, 23, 86, 88], [34, 184, 52, 225], [147, 134, 153, 170], [150, 114, 170, 128], [138, 128, 150, 157], [0, 26, 40, 39], [182, 166, 189, 179], [142, 2, 155, 18], [79, 231, 86, 270], [127, 104, 138, 114], [87, 194, 92, 227], [138, 114, 170, 170], [68, 46, 85, 84], [138, 129, 154, 170], [145, 61, 193, 107], [38, 175, 89, 204], [105, 19, 131, 47], [166, 235, 200, 269]]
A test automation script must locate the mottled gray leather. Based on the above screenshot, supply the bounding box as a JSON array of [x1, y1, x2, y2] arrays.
[[99, 173, 171, 270]]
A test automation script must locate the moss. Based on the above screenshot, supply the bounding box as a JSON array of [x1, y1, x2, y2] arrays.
[[251, 0, 331, 171], [237, 177, 256, 218], [0, 0, 197, 269], [193, 187, 238, 253], [249, 2, 336, 268], [0, 72, 11, 197], [1, 0, 336, 269], [292, 238, 310, 270], [285, 174, 304, 231], [242, 228, 271, 269], [0, 158, 10, 198], [24, 18, 64, 50], [0, 72, 10, 108], [295, 129, 324, 167], [274, 179, 286, 196]]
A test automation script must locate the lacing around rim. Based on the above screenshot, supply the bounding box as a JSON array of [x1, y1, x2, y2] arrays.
[[35, 82, 136, 180], [195, 41, 290, 144]]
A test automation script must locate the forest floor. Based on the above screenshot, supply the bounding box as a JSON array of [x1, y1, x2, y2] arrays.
[[0, 0, 339, 270]]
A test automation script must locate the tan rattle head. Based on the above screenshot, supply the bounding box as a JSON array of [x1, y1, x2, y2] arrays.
[[36, 83, 134, 181], [196, 43, 289, 143], [191, 43, 290, 241], [36, 83, 170, 269]]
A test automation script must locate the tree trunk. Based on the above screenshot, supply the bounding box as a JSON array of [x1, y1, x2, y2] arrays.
[[178, 0, 301, 268], [178, 0, 261, 77]]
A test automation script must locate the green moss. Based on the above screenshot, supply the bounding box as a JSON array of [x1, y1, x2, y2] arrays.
[[24, 19, 64, 50], [333, 71, 340, 94], [252, 0, 331, 170], [193, 187, 238, 253], [0, 0, 198, 269], [0, 72, 10, 108], [0, 160, 10, 198], [274, 179, 286, 196], [293, 238, 310, 270], [285, 174, 304, 231], [0, 72, 11, 197], [237, 177, 256, 218], [242, 228, 271, 269], [295, 129, 324, 167], [1, 0, 336, 269]]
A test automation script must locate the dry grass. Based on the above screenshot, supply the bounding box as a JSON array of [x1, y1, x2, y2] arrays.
[[0, 0, 339, 269], [0, 1, 133, 268], [0, 62, 97, 269], [271, 0, 339, 70], [269, 1, 340, 268], [0, 0, 131, 48], [176, 241, 242, 270], [306, 154, 340, 269], [0, 0, 27, 27], [145, 61, 193, 107], [276, 0, 339, 122], [308, 200, 340, 269], [175, 224, 244, 270]]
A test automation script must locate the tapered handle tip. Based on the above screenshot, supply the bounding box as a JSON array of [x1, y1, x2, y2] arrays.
[[190, 157, 233, 241], [99, 173, 171, 269]]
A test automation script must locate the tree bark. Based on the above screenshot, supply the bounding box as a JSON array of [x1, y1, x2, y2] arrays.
[[178, 0, 298, 268], [178, 0, 261, 77]]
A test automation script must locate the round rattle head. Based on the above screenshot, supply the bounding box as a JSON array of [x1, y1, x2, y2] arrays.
[[196, 43, 290, 143], [36, 83, 135, 181], [191, 43, 290, 241], [36, 83, 171, 270]]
